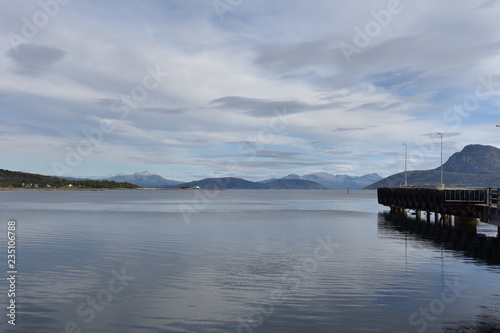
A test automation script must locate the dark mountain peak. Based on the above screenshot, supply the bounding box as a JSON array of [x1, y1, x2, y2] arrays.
[[366, 144, 500, 189], [441, 144, 500, 174], [461, 144, 498, 153]]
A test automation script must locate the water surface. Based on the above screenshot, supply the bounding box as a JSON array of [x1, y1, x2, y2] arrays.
[[0, 189, 499, 332]]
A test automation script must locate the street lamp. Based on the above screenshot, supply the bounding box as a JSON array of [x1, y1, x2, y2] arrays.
[[402, 142, 408, 187], [437, 132, 443, 186]]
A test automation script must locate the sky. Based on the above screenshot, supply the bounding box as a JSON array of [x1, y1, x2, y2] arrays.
[[1, 0, 500, 181]]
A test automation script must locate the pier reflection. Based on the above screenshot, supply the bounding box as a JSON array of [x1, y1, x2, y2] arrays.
[[378, 212, 500, 332], [378, 212, 500, 266]]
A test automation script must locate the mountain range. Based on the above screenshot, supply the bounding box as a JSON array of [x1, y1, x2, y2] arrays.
[[103, 171, 381, 189], [263, 172, 382, 190], [162, 177, 329, 190], [3, 144, 498, 190], [365, 144, 500, 189]]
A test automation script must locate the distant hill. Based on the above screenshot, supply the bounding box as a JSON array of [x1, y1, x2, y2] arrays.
[[105, 171, 182, 187], [164, 177, 328, 190], [262, 172, 382, 189], [61, 176, 95, 181], [365, 144, 500, 189], [264, 178, 329, 189], [0, 169, 138, 189]]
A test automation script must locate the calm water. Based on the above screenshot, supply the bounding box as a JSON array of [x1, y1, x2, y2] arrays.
[[0, 189, 499, 332]]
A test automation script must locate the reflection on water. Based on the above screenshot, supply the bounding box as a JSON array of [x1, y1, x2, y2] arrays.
[[0, 190, 499, 332], [378, 212, 500, 265], [378, 212, 500, 332]]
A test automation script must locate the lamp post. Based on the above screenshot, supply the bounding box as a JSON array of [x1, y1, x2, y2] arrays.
[[496, 126, 500, 237], [437, 132, 443, 186], [402, 142, 408, 187]]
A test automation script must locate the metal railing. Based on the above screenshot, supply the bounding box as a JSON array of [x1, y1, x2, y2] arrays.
[[444, 188, 487, 203], [488, 188, 499, 207]]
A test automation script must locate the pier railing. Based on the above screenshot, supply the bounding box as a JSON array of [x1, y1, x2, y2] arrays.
[[377, 187, 488, 215], [488, 188, 499, 207], [444, 188, 487, 203], [378, 187, 500, 228]]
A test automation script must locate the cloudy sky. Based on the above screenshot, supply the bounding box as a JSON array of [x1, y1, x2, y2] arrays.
[[1, 0, 500, 181]]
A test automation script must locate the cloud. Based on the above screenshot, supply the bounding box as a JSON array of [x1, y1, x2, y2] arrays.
[[422, 132, 462, 138], [1, 1, 500, 179], [476, 0, 500, 9], [141, 107, 187, 115], [202, 149, 305, 159], [95, 99, 119, 108], [332, 126, 376, 132], [253, 37, 340, 74], [6, 44, 66, 76], [210, 96, 337, 117], [348, 102, 401, 112]]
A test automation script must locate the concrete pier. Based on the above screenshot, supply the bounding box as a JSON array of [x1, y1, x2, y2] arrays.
[[378, 187, 500, 236]]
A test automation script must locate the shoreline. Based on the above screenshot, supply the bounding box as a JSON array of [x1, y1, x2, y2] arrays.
[[0, 187, 210, 191], [0, 188, 135, 191]]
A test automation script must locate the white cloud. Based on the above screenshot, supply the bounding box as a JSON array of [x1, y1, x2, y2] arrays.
[[1, 0, 500, 180]]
